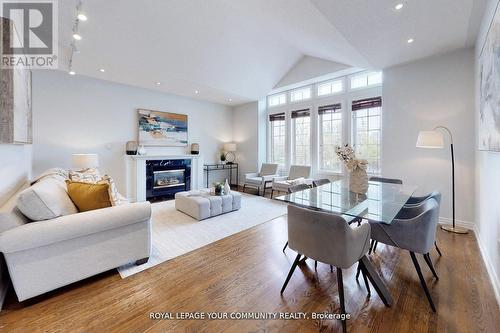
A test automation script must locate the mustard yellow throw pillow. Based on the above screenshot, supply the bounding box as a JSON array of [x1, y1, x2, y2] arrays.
[[66, 180, 112, 212]]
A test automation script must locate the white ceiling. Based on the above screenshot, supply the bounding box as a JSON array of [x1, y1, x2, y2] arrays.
[[56, 0, 487, 106]]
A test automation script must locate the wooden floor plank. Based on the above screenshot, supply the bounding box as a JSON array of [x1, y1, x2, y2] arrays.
[[1, 205, 499, 332]]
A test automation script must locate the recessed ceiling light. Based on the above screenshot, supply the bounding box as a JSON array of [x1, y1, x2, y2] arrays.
[[77, 13, 88, 21], [407, 38, 414, 44], [68, 70, 76, 75], [155, 82, 161, 85], [395, 3, 404, 10], [228, 98, 232, 102], [72, 33, 82, 40], [194, 90, 199, 94], [99, 68, 105, 72]]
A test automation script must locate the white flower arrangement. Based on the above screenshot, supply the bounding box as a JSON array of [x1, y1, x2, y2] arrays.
[[335, 144, 368, 172]]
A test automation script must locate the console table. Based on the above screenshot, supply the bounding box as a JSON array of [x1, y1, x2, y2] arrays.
[[204, 163, 239, 187]]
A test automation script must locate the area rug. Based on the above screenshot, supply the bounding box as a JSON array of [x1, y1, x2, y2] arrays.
[[118, 192, 287, 278]]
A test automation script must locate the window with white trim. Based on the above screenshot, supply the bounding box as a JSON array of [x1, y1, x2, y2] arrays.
[[268, 93, 286, 107], [319, 103, 343, 172], [318, 79, 343, 96], [352, 97, 382, 174], [290, 87, 311, 102], [350, 72, 382, 90], [269, 113, 286, 166], [291, 109, 311, 165]]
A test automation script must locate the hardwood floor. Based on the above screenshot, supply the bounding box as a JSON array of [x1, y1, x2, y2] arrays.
[[1, 201, 499, 332]]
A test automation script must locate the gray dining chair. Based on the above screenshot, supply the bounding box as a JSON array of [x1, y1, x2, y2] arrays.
[[282, 205, 392, 333], [282, 183, 311, 252], [368, 176, 403, 254], [312, 178, 330, 187], [369, 198, 440, 312], [403, 191, 443, 256]]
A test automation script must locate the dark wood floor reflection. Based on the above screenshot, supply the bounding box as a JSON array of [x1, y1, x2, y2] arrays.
[[1, 203, 499, 332]]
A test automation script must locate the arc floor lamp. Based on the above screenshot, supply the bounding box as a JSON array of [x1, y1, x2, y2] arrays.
[[416, 126, 468, 234]]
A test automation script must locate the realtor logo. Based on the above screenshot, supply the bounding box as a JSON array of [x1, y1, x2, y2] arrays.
[[1, 0, 58, 68]]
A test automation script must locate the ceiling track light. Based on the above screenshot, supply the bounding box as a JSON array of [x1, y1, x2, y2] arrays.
[[395, 3, 404, 10], [407, 38, 414, 44], [76, 0, 87, 21], [77, 13, 87, 21], [68, 1, 86, 77]]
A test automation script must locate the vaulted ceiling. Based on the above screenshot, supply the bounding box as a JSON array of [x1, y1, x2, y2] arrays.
[[56, 0, 487, 105]]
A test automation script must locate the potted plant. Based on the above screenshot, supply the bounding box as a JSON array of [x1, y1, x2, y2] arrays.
[[220, 151, 226, 164], [213, 182, 224, 195]]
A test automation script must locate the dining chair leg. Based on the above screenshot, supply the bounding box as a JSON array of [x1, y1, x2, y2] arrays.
[[434, 241, 442, 256], [409, 251, 436, 312], [361, 268, 371, 296], [336, 268, 347, 333], [368, 240, 375, 255], [423, 253, 439, 280], [355, 264, 361, 281], [281, 253, 301, 294], [314, 260, 318, 270], [271, 189, 274, 198], [373, 241, 378, 253], [282, 241, 288, 253], [242, 184, 246, 193], [330, 265, 333, 273]]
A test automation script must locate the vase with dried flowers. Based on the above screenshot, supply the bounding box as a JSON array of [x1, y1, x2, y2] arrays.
[[335, 144, 369, 194]]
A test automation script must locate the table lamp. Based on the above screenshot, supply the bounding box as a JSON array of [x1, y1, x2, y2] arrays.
[[416, 126, 467, 234], [72, 153, 99, 171], [223, 143, 237, 164]]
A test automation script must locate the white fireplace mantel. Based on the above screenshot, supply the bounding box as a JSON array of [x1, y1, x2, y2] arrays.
[[125, 154, 204, 202]]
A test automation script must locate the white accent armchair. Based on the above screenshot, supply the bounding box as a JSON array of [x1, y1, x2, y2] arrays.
[[243, 163, 279, 196], [271, 165, 312, 198]]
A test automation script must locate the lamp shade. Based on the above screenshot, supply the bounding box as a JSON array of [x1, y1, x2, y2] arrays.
[[72, 154, 99, 170], [223, 143, 237, 152], [416, 131, 444, 148]]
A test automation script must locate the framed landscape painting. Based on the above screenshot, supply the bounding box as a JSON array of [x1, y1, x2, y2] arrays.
[[138, 109, 188, 146], [478, 4, 500, 151]]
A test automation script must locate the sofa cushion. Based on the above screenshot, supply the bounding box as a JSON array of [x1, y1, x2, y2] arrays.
[[66, 181, 112, 212], [98, 175, 121, 206], [17, 177, 78, 221], [69, 168, 101, 183], [31, 168, 70, 185]]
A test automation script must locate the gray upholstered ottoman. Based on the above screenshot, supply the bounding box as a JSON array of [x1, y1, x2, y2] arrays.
[[175, 189, 242, 220]]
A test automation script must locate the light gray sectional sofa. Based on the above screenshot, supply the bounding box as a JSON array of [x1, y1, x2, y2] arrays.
[[0, 169, 152, 303]]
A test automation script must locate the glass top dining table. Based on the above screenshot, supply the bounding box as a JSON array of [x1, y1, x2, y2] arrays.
[[274, 179, 417, 224]]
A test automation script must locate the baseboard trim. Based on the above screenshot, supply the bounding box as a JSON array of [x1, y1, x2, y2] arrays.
[[438, 217, 475, 230], [473, 227, 500, 308]]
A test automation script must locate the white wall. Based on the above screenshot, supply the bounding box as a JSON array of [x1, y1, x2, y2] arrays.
[[0, 145, 31, 205], [232, 102, 259, 183], [475, 0, 500, 305], [382, 48, 476, 224], [274, 56, 349, 89], [31, 70, 233, 193]]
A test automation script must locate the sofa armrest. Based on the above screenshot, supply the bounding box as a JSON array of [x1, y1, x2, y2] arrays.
[[261, 174, 280, 181], [272, 176, 288, 182], [244, 173, 259, 180], [0, 202, 152, 253]]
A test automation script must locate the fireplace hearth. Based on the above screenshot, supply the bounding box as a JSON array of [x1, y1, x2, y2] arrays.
[[146, 159, 191, 201]]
